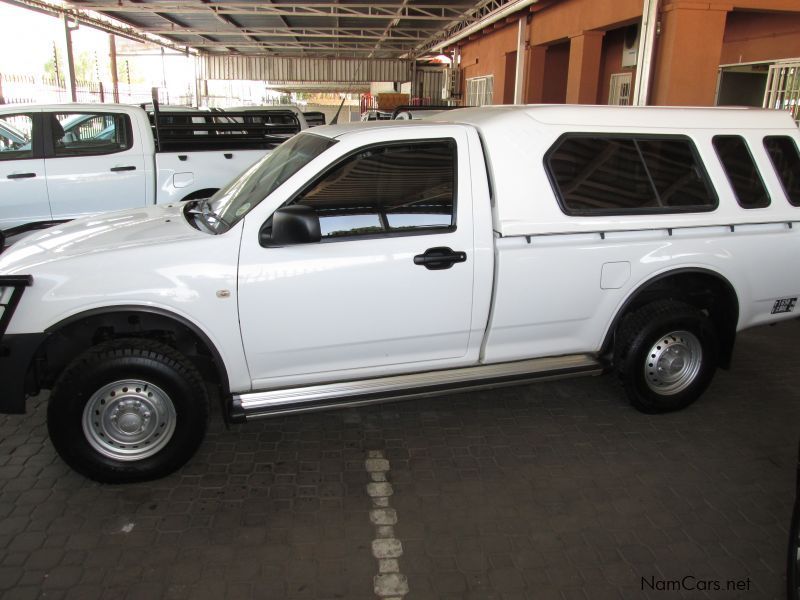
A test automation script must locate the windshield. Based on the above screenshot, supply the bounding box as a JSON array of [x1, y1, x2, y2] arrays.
[[208, 132, 337, 230]]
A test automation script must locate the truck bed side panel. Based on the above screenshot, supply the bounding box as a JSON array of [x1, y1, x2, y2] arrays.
[[483, 223, 800, 364]]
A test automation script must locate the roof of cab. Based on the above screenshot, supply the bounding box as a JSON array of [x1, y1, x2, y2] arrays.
[[0, 102, 147, 113], [306, 104, 797, 141], [434, 104, 797, 130]]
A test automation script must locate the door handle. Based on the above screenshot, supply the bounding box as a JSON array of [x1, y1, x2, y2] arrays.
[[413, 247, 467, 270], [110, 165, 136, 172], [6, 172, 36, 179]]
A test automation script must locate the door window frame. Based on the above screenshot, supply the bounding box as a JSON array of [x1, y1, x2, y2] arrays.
[[42, 111, 134, 158], [277, 137, 460, 243], [0, 112, 45, 161]]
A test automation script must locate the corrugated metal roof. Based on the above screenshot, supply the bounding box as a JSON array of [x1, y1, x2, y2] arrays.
[[61, 0, 493, 59], [200, 55, 412, 82]]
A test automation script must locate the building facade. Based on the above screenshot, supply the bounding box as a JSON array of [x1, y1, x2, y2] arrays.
[[453, 0, 800, 113]]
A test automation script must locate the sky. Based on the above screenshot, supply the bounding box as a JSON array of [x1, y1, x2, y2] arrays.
[[0, 3, 111, 74], [0, 2, 201, 103], [0, 3, 322, 106]]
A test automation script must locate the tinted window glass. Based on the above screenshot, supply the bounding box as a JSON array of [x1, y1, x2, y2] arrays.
[[52, 112, 131, 157], [764, 136, 800, 206], [295, 140, 456, 239], [638, 139, 716, 208], [713, 136, 770, 208], [547, 135, 716, 214], [548, 138, 655, 210], [0, 114, 33, 161]]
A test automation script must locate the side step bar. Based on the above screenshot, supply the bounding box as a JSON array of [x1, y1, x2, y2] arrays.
[[230, 354, 604, 422]]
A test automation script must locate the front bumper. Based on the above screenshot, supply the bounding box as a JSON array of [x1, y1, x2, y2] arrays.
[[0, 333, 47, 413], [0, 275, 39, 414]]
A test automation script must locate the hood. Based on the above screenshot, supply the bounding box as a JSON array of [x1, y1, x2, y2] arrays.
[[0, 204, 201, 274]]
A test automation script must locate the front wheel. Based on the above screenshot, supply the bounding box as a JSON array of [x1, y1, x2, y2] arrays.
[[615, 300, 718, 414], [48, 339, 208, 483]]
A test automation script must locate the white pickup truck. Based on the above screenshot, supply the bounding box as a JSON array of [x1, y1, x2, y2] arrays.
[[0, 103, 299, 232], [1, 105, 799, 483]]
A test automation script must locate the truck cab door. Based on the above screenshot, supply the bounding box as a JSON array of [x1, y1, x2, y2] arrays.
[[237, 130, 479, 390], [43, 110, 147, 220], [0, 111, 51, 230]]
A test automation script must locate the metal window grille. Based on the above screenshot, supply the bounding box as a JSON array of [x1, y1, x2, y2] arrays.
[[763, 62, 800, 125], [466, 75, 494, 107], [608, 73, 632, 106]]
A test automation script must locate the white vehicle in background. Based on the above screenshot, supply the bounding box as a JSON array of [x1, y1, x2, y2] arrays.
[[0, 103, 300, 232], [1, 105, 800, 484], [391, 105, 459, 120]]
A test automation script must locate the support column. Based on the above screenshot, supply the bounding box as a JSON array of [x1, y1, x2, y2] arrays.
[[650, 4, 729, 105], [62, 14, 77, 102], [632, 0, 659, 106], [109, 34, 120, 103], [566, 30, 605, 105], [513, 17, 527, 104], [525, 44, 547, 103]]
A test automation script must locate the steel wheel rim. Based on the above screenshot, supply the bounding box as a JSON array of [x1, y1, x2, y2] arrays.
[[644, 330, 702, 395], [82, 379, 176, 461]]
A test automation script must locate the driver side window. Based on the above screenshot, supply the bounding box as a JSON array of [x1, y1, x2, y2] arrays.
[[293, 139, 456, 239]]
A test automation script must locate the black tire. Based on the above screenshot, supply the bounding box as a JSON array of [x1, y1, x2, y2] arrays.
[[788, 497, 800, 600], [615, 299, 718, 413], [48, 339, 208, 483]]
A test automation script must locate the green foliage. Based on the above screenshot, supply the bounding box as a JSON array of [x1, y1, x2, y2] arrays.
[[43, 50, 97, 82]]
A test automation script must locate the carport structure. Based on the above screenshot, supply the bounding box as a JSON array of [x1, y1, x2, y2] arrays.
[[4, 0, 530, 89], [4, 0, 532, 104], [57, 1, 485, 59]]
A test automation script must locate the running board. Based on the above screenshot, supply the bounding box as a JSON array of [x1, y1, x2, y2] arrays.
[[229, 354, 604, 422]]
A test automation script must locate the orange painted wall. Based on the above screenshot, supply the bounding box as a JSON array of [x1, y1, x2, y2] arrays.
[[541, 42, 570, 104], [459, 23, 518, 103], [650, 5, 728, 105], [529, 0, 642, 46], [597, 27, 637, 105], [720, 11, 800, 64], [456, 0, 800, 107]]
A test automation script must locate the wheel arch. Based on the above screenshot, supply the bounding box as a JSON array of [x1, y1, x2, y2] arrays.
[[37, 305, 230, 397], [601, 267, 740, 369]]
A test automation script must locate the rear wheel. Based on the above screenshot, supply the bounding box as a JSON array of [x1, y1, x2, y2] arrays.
[[615, 300, 718, 413], [48, 339, 208, 483]]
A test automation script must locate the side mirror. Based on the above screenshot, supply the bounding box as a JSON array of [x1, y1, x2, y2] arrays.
[[0, 229, 5, 254], [260, 205, 321, 247]]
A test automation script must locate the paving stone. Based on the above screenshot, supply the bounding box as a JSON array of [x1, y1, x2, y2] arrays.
[[0, 324, 797, 597]]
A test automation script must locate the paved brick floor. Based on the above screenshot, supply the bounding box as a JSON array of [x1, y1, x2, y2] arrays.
[[0, 320, 798, 599]]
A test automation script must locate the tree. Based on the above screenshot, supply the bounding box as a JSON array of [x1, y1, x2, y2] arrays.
[[44, 49, 97, 82]]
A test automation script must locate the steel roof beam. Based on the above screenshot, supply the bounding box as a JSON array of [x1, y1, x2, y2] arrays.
[[188, 41, 411, 51], [68, 3, 478, 21], [259, 0, 303, 56], [197, 0, 262, 54], [370, 0, 410, 59], [153, 9, 238, 54], [138, 27, 432, 41], [414, 0, 535, 55]]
